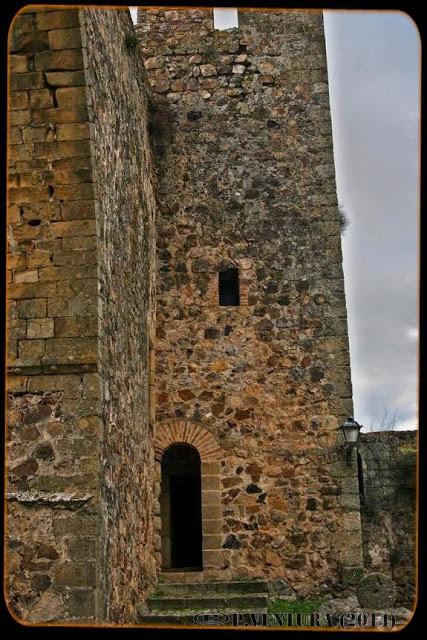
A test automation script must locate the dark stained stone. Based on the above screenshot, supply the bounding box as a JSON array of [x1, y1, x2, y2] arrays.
[[11, 458, 38, 478], [310, 366, 324, 382], [306, 497, 317, 511], [23, 403, 52, 425], [31, 574, 51, 592], [223, 534, 241, 549], [33, 442, 55, 461], [186, 111, 202, 121], [246, 483, 262, 494], [204, 327, 221, 339], [356, 573, 397, 609], [296, 280, 309, 292]]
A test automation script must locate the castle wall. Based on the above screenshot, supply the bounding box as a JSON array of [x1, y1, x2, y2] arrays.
[[137, 8, 359, 593], [81, 8, 157, 622], [358, 431, 417, 608], [7, 7, 157, 623], [7, 8, 102, 622], [9, 6, 411, 624]]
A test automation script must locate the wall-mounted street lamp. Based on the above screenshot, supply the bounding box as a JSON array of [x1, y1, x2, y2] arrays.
[[340, 416, 362, 465]]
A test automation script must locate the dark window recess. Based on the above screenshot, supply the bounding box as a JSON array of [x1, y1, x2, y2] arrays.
[[219, 268, 240, 306]]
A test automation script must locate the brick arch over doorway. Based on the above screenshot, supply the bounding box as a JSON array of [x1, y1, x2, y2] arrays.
[[154, 421, 223, 573]]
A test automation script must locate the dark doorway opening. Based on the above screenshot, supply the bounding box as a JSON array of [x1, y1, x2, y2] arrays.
[[219, 268, 240, 306], [161, 444, 203, 570]]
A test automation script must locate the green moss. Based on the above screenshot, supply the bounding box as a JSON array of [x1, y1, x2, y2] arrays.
[[268, 597, 324, 614], [233, 576, 263, 582], [125, 33, 139, 52], [398, 444, 416, 456], [202, 44, 220, 63]]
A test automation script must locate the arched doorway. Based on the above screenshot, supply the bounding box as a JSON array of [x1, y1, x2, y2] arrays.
[[160, 443, 203, 570]]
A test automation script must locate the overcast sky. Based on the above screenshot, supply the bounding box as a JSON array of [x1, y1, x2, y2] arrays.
[[324, 11, 419, 430], [130, 8, 419, 431]]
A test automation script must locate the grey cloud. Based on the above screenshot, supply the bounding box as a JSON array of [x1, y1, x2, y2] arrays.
[[324, 11, 419, 430]]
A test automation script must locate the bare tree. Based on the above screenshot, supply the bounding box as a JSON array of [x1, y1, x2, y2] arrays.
[[367, 406, 401, 432]]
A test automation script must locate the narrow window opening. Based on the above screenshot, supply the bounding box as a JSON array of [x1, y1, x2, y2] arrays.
[[219, 268, 240, 306], [213, 7, 238, 30], [357, 452, 365, 506]]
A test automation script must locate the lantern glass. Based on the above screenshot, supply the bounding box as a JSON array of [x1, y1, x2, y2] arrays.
[[341, 417, 361, 444]]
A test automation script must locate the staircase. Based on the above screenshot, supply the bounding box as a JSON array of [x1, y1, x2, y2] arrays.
[[137, 573, 269, 626]]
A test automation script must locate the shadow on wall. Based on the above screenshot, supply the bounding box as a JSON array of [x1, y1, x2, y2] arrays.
[[357, 431, 417, 608]]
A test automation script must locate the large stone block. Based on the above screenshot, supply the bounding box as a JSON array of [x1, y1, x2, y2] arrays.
[[44, 337, 97, 362], [66, 588, 95, 618], [53, 515, 98, 537], [9, 91, 29, 110], [34, 139, 91, 160], [9, 110, 31, 126], [32, 106, 89, 125], [55, 87, 87, 108], [16, 299, 47, 319], [55, 317, 97, 338], [50, 220, 95, 238], [34, 49, 84, 72], [9, 282, 57, 300], [60, 199, 95, 220], [48, 28, 82, 50], [27, 373, 81, 392], [27, 318, 54, 339], [10, 72, 45, 91], [18, 338, 45, 359], [28, 89, 55, 110], [56, 123, 91, 141], [45, 70, 86, 87], [54, 562, 96, 587], [10, 54, 30, 73], [356, 573, 397, 609], [36, 10, 80, 31], [67, 537, 96, 561], [47, 295, 95, 318]]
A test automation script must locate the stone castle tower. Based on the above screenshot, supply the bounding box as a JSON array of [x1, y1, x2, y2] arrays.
[[6, 6, 366, 624]]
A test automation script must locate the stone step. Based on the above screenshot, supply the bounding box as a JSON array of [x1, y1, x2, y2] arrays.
[[159, 571, 205, 583], [138, 609, 267, 626], [147, 593, 268, 611], [153, 579, 269, 596]]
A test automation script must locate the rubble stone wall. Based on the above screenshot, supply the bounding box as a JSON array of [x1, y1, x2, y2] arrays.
[[81, 8, 157, 623], [137, 8, 357, 593], [358, 431, 417, 608]]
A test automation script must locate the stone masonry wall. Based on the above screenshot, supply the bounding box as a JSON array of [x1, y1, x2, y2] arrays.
[[358, 431, 417, 608], [81, 8, 157, 623], [137, 8, 358, 594], [7, 7, 157, 624], [7, 7, 101, 622]]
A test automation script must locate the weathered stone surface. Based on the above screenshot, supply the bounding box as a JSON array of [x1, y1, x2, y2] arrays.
[[358, 431, 416, 608], [6, 7, 101, 625], [80, 7, 157, 624], [7, 5, 414, 628], [54, 562, 96, 587], [140, 7, 353, 592], [356, 573, 397, 609]]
